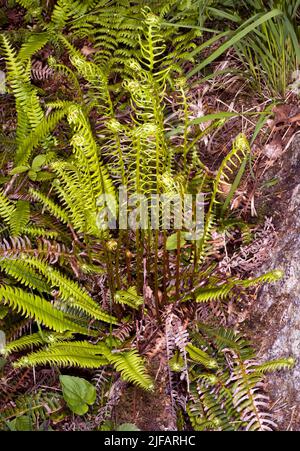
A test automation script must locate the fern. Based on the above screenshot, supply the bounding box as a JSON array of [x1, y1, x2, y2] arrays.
[[194, 270, 283, 303], [0, 390, 63, 428], [108, 350, 154, 391], [21, 256, 118, 324], [3, 331, 74, 356], [0, 285, 92, 335], [13, 341, 154, 390], [14, 341, 110, 369], [0, 189, 15, 224], [186, 343, 218, 369], [9, 200, 30, 236], [114, 287, 143, 310]]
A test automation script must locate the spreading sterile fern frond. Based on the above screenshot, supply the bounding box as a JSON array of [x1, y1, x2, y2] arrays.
[[14, 341, 110, 369], [0, 259, 50, 293], [108, 350, 154, 391], [9, 200, 30, 236], [194, 270, 283, 303], [186, 343, 218, 369], [13, 341, 153, 391], [3, 331, 74, 356], [0, 285, 92, 335], [114, 287, 143, 310], [22, 256, 118, 324]]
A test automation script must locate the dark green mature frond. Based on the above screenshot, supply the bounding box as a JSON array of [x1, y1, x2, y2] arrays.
[[198, 324, 254, 360], [0, 390, 63, 428]]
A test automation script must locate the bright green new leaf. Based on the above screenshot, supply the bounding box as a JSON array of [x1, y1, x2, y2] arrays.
[[166, 233, 186, 251]]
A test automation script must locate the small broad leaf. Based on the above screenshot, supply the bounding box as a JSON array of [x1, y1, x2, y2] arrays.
[[166, 233, 186, 251], [9, 165, 30, 175], [32, 154, 47, 172], [59, 375, 96, 415]]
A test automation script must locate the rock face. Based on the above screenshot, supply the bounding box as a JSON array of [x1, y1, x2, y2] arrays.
[[249, 134, 300, 430]]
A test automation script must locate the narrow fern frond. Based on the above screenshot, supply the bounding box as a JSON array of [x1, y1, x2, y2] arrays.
[[254, 357, 295, 374], [108, 350, 154, 391], [3, 331, 74, 356], [29, 188, 69, 224], [9, 200, 30, 236], [186, 343, 218, 369], [17, 32, 50, 62], [114, 287, 144, 310], [0, 259, 50, 293], [0, 190, 15, 224], [0, 285, 92, 335], [23, 256, 118, 325]]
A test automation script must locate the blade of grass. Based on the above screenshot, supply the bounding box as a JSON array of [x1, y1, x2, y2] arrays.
[[187, 9, 283, 78]]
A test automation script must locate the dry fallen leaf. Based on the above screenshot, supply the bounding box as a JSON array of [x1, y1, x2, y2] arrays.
[[81, 45, 97, 56], [263, 137, 283, 159]]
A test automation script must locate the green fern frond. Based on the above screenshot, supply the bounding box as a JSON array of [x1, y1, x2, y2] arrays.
[[197, 134, 250, 263], [13, 341, 153, 390], [195, 270, 283, 303], [186, 343, 218, 369], [13, 341, 109, 369], [0, 285, 92, 335], [3, 331, 74, 356], [114, 287, 144, 310], [0, 259, 50, 293], [1, 35, 44, 155], [21, 226, 59, 239], [0, 390, 63, 427], [23, 256, 118, 325], [17, 32, 50, 62], [0, 190, 15, 224], [15, 106, 70, 165], [9, 200, 30, 236], [198, 324, 254, 360], [108, 350, 154, 391], [254, 357, 295, 374], [29, 188, 69, 224]]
